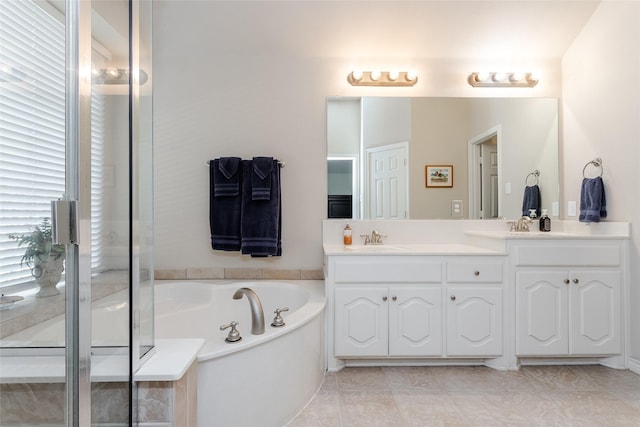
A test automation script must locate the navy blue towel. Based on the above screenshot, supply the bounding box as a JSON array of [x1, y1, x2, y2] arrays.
[[522, 185, 541, 217], [210, 158, 243, 251], [241, 159, 282, 257], [252, 157, 274, 200], [579, 177, 607, 223]]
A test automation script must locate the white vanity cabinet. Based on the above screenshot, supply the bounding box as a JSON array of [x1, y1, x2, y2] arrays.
[[513, 240, 623, 357], [327, 254, 506, 367]]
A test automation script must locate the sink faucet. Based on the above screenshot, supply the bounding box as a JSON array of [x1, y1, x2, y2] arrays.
[[507, 216, 533, 232], [232, 287, 265, 335], [360, 229, 387, 245]]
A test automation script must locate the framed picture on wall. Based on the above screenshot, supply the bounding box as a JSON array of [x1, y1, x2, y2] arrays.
[[425, 165, 453, 188]]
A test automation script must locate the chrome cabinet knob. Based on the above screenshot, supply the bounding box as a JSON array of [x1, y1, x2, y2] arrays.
[[392, 296, 397, 301], [573, 278, 579, 284], [382, 296, 388, 301], [474, 270, 480, 276], [450, 295, 456, 301], [564, 279, 570, 284]]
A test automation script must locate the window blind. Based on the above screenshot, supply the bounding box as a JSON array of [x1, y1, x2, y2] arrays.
[[0, 0, 105, 289]]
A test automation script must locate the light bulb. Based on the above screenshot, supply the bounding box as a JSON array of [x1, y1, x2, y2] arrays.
[[493, 72, 507, 82], [370, 70, 381, 81], [106, 67, 120, 79], [406, 70, 417, 81], [388, 70, 399, 81], [351, 70, 363, 81], [476, 71, 490, 82], [510, 72, 525, 82]]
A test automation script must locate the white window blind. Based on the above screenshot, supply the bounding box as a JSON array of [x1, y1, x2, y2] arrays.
[[0, 0, 105, 289]]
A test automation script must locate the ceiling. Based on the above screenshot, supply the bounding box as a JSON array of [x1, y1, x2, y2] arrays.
[[158, 0, 601, 60]]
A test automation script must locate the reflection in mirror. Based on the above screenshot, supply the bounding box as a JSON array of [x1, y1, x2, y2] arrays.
[[327, 97, 559, 220]]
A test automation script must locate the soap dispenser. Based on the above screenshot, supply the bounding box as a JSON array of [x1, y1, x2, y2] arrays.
[[343, 224, 352, 245], [539, 209, 551, 232]]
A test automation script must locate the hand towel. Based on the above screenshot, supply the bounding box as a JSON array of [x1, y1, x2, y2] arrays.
[[579, 177, 607, 223], [241, 159, 282, 257], [521, 185, 541, 217], [213, 157, 242, 197], [251, 156, 274, 200], [210, 158, 243, 251]]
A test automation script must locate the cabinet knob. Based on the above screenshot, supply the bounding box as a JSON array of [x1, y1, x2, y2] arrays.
[[392, 296, 397, 301], [382, 296, 388, 302], [573, 278, 579, 284], [564, 279, 570, 284], [450, 295, 456, 301], [474, 270, 480, 276]]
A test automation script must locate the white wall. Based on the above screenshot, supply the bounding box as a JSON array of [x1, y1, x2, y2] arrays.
[[562, 1, 640, 359], [152, 0, 562, 271]]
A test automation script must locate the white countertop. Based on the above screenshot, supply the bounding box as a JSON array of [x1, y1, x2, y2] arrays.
[[324, 243, 506, 256], [465, 230, 630, 240], [0, 338, 204, 383]]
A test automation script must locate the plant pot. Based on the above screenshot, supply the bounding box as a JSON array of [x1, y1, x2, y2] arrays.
[[33, 256, 64, 298]]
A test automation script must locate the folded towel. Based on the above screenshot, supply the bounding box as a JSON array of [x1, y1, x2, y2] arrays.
[[212, 157, 242, 197], [252, 157, 274, 200], [210, 158, 243, 251], [241, 159, 282, 257], [522, 185, 541, 217], [579, 177, 607, 223]]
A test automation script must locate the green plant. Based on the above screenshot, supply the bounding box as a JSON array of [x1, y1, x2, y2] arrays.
[[9, 218, 65, 267]]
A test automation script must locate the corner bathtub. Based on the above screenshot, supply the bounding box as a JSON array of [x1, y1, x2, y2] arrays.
[[154, 280, 326, 427]]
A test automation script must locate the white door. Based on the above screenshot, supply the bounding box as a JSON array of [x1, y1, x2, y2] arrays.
[[446, 288, 503, 356], [516, 271, 568, 356], [389, 288, 442, 356], [570, 271, 621, 355], [334, 288, 389, 357], [366, 143, 408, 219]]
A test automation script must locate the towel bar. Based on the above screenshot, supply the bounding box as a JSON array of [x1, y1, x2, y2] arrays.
[[206, 160, 285, 168], [582, 158, 603, 178]]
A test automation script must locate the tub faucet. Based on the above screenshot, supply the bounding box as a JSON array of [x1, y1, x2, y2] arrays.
[[232, 287, 265, 335]]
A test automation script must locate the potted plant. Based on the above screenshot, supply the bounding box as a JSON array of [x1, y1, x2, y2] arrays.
[[10, 218, 65, 297]]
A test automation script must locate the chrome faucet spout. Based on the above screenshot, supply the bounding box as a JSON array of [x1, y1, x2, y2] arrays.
[[232, 287, 265, 335]]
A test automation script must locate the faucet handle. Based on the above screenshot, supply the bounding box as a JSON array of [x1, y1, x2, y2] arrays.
[[220, 321, 242, 343], [271, 307, 289, 327], [360, 234, 371, 245]]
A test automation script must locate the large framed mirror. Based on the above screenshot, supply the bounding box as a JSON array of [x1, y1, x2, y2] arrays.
[[327, 97, 559, 220]]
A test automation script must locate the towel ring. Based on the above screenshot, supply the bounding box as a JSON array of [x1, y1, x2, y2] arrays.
[[525, 170, 539, 186], [582, 158, 603, 178]]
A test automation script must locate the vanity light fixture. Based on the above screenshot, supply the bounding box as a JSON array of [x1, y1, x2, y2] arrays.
[[92, 67, 149, 85], [348, 70, 418, 87], [468, 72, 538, 88]]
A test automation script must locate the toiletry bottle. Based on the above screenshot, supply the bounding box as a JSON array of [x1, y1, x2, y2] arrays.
[[539, 209, 551, 232], [343, 224, 352, 245]]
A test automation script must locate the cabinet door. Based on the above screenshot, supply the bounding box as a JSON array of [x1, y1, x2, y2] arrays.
[[446, 287, 502, 356], [570, 271, 621, 355], [516, 271, 568, 356], [334, 288, 389, 357], [389, 288, 442, 356]]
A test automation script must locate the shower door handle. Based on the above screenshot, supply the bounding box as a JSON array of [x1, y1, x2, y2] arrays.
[[51, 199, 78, 245]]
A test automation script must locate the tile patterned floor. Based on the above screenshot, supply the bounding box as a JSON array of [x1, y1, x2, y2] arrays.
[[287, 365, 640, 427]]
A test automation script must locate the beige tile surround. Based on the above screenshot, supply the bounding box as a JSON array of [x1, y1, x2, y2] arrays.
[[155, 267, 324, 281]]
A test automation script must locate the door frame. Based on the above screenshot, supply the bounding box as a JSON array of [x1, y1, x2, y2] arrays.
[[468, 126, 502, 219]]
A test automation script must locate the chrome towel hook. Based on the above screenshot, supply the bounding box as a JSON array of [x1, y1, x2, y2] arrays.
[[583, 157, 603, 178]]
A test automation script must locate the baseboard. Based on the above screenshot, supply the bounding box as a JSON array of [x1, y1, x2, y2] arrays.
[[629, 357, 640, 375]]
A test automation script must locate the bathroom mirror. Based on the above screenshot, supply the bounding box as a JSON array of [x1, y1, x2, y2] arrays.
[[327, 97, 559, 220]]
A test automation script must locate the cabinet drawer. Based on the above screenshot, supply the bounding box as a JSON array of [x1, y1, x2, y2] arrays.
[[446, 262, 503, 283], [334, 258, 442, 283]]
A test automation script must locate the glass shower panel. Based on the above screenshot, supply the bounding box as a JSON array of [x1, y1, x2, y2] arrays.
[[0, 0, 68, 424]]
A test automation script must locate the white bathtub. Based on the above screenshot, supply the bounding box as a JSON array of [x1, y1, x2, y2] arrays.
[[154, 280, 326, 427]]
